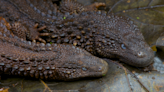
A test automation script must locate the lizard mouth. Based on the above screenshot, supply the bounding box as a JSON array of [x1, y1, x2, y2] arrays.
[[100, 59, 108, 76], [119, 47, 155, 67], [88, 59, 108, 77]]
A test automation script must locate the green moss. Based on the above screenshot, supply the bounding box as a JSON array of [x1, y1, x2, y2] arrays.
[[103, 74, 106, 76], [137, 17, 140, 19]]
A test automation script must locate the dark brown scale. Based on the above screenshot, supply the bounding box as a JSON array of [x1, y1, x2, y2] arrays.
[[23, 61, 29, 64], [26, 67, 31, 71], [30, 70, 35, 77]]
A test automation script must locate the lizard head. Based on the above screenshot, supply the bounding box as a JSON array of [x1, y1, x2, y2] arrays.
[[94, 15, 154, 67], [54, 45, 108, 81]]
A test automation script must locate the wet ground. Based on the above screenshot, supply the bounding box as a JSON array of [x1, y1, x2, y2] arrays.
[[1, 0, 164, 92]]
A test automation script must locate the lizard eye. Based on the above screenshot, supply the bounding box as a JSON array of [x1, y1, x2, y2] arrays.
[[121, 44, 126, 49]]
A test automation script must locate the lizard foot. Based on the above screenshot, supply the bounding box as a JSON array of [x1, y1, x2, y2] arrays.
[[10, 22, 47, 43], [59, 0, 106, 14], [84, 2, 106, 11]]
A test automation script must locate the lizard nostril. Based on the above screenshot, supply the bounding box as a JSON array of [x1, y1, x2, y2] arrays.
[[98, 66, 102, 71], [82, 67, 87, 71], [137, 51, 145, 58]]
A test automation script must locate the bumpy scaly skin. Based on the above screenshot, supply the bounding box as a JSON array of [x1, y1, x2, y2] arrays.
[[2, 0, 154, 67], [0, 17, 108, 81], [45, 12, 154, 67]]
